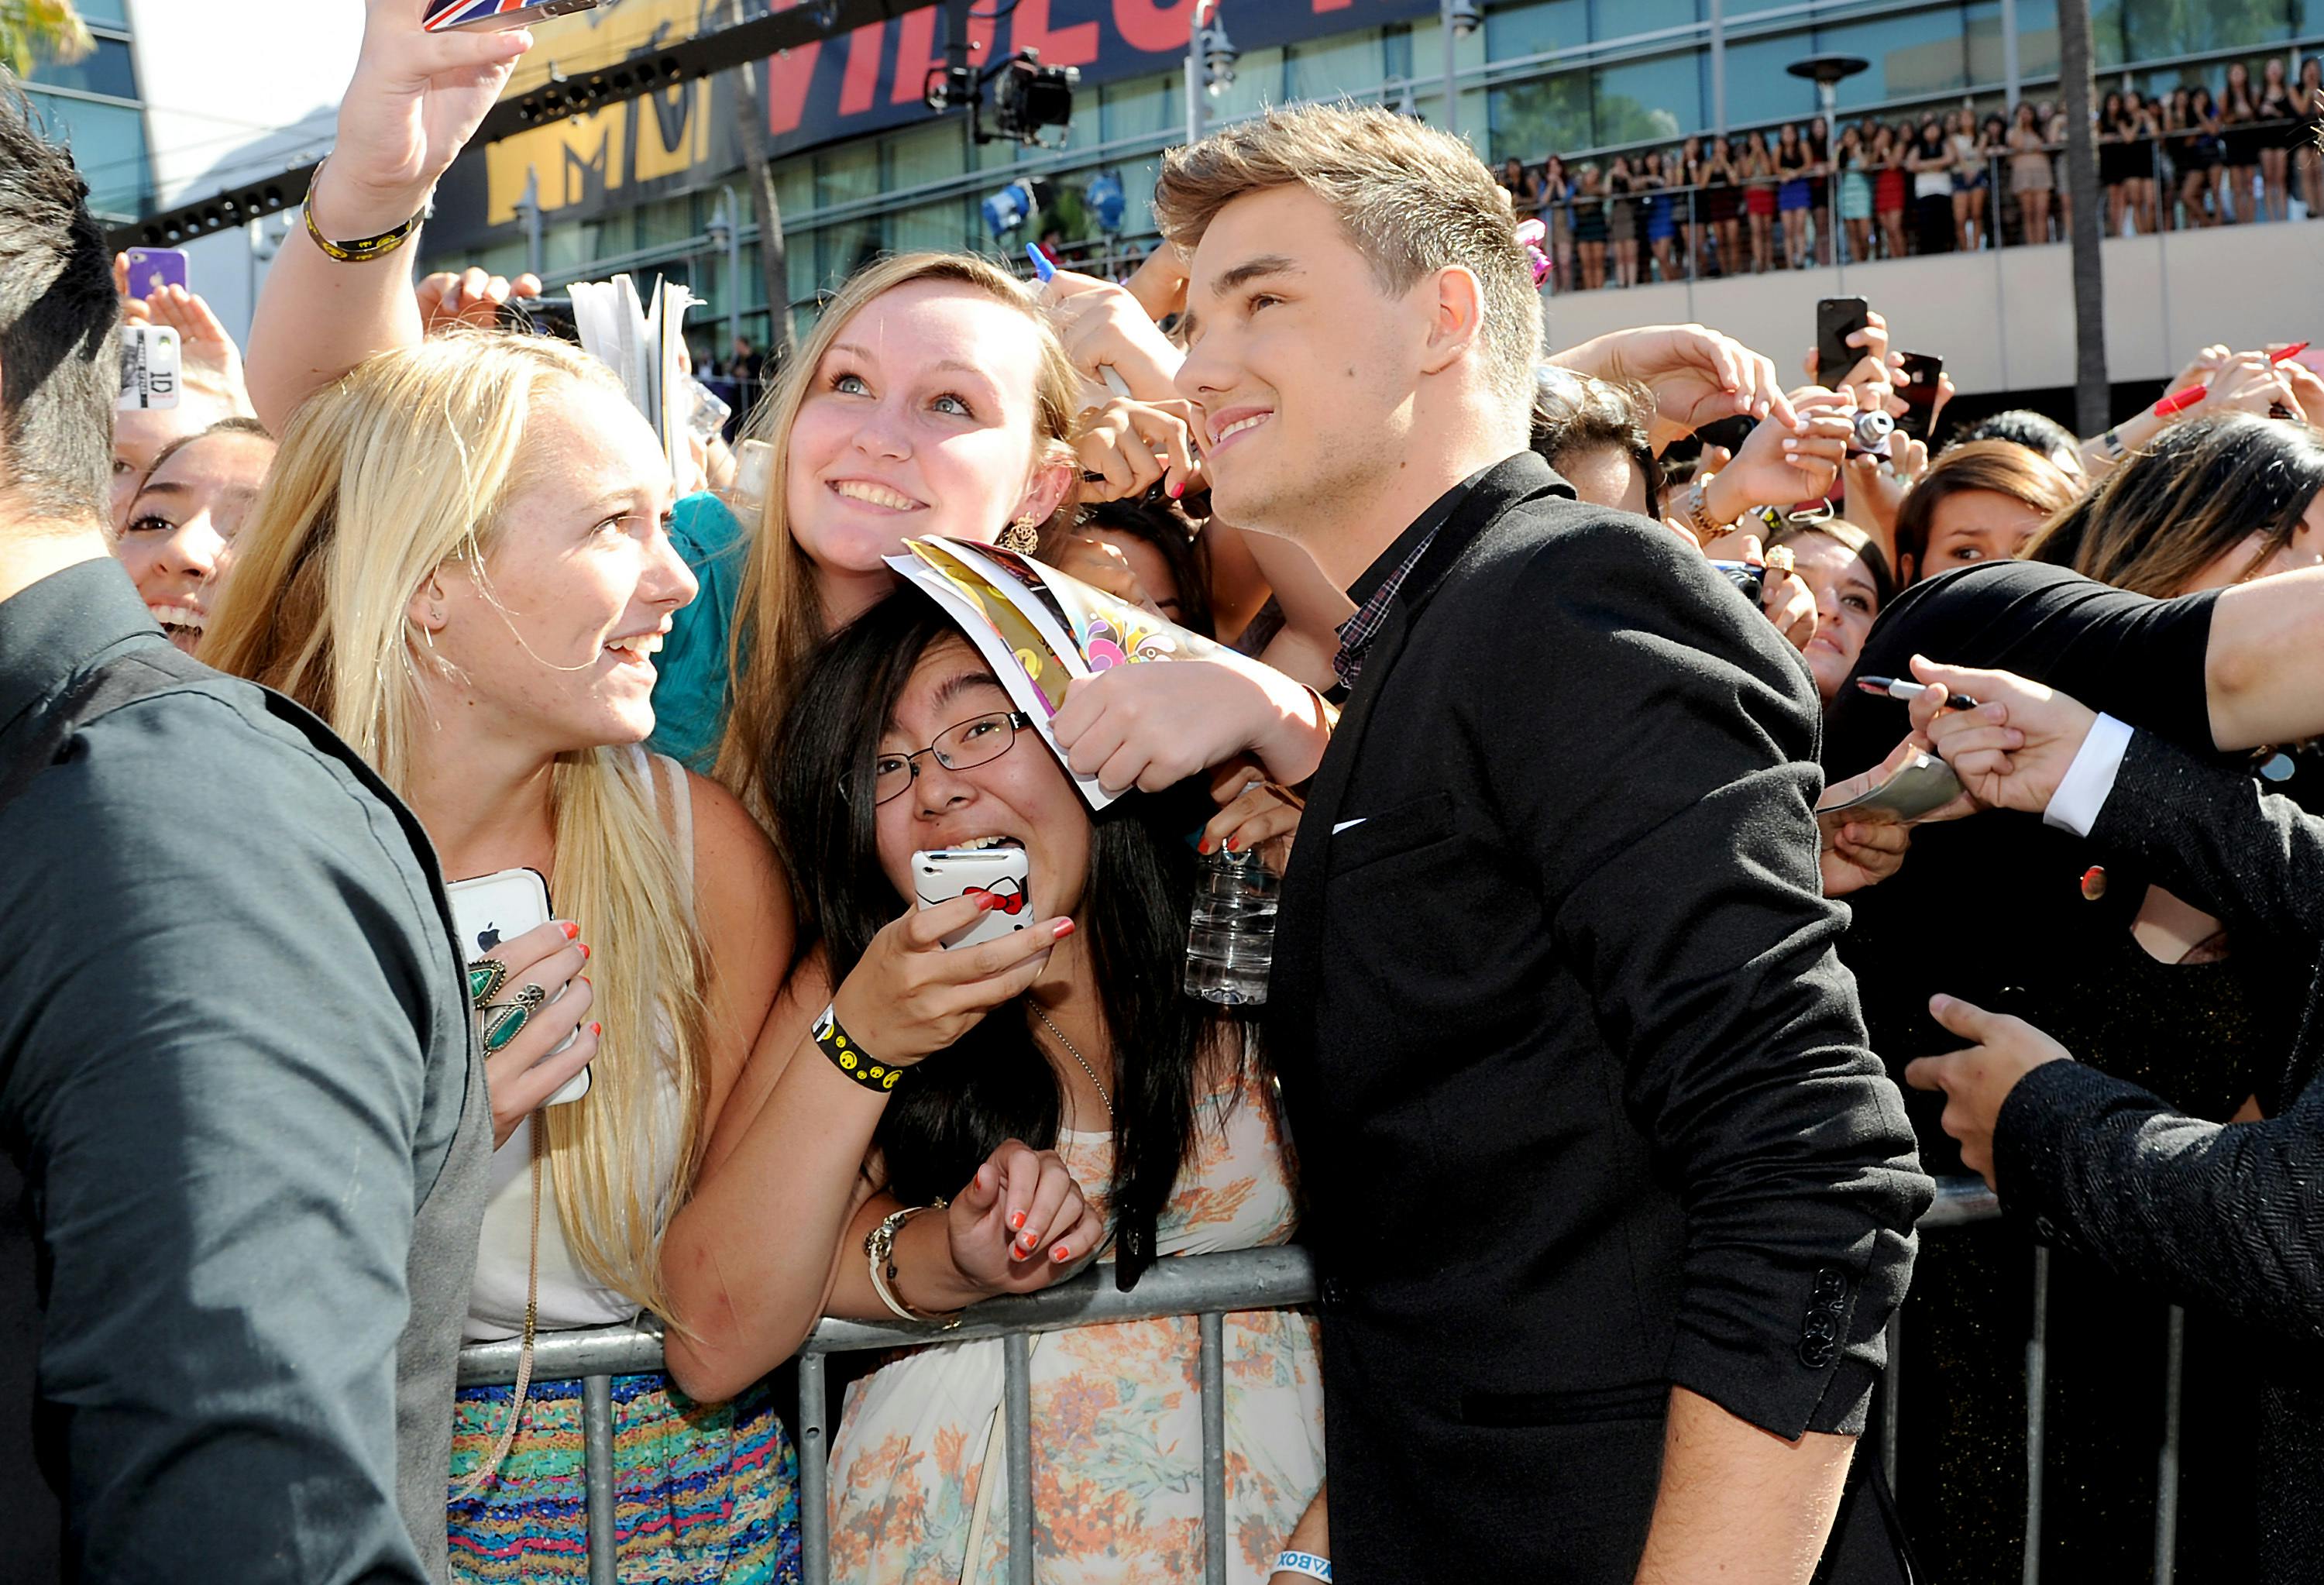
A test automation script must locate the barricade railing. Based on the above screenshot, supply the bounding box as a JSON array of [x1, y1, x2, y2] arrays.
[[456, 1175, 2174, 1585]]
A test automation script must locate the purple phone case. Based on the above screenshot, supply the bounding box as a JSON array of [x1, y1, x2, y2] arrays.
[[124, 248, 187, 298]]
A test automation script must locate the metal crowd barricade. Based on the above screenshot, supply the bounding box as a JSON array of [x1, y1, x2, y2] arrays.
[[456, 1177, 2185, 1585]]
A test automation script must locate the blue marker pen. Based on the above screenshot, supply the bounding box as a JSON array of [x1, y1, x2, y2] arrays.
[[1026, 243, 1133, 397]]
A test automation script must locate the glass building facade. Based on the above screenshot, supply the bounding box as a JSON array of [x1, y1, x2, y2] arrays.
[[428, 0, 2322, 352], [23, 0, 153, 224]]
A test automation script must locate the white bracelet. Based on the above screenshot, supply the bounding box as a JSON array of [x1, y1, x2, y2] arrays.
[[1274, 1550, 1332, 1582]]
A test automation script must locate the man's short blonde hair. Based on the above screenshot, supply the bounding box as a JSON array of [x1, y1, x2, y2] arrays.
[[1154, 102, 1545, 414]]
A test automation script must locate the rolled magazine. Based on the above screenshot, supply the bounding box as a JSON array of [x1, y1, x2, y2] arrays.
[[884, 535, 1232, 810]]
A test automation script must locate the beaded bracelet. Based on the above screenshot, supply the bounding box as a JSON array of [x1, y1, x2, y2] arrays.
[[813, 1002, 906, 1093]]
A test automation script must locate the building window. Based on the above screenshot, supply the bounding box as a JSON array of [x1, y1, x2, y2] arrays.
[[1593, 50, 1706, 143], [26, 35, 137, 100], [1490, 70, 1593, 160], [1486, 0, 1587, 63], [26, 94, 147, 218]]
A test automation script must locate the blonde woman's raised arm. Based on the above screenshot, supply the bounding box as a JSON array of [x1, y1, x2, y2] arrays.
[[246, 0, 527, 431]]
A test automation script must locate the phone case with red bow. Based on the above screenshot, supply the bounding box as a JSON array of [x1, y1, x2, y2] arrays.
[[913, 847, 1033, 950]]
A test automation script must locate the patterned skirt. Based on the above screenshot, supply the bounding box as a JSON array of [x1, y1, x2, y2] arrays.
[[449, 1370, 801, 1584]]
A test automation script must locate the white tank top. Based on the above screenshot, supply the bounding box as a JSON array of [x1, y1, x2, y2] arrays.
[[462, 748, 695, 1343]]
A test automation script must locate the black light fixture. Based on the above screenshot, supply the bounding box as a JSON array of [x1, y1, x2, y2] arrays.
[[1202, 17, 1237, 96], [992, 50, 1081, 140]]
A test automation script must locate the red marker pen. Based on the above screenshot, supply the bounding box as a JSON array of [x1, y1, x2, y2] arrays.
[[2154, 342, 2309, 418]]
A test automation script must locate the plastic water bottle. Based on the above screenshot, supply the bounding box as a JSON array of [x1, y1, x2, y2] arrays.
[[1184, 848, 1278, 1006]]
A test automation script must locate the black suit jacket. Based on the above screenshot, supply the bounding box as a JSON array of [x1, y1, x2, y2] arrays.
[[1996, 730, 2324, 1580], [1270, 454, 1930, 1580]]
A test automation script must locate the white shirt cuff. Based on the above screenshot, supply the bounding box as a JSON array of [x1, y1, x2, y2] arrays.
[[2042, 713, 2135, 837]]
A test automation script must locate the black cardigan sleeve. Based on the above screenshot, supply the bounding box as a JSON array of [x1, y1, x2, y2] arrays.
[[1992, 729, 2324, 1343], [1473, 514, 1931, 1439]]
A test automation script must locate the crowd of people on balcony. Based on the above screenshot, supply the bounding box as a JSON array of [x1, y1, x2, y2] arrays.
[[1508, 53, 2324, 289]]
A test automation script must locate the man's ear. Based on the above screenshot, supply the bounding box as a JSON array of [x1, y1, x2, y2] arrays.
[[1416, 264, 1487, 379], [1898, 552, 1919, 586]]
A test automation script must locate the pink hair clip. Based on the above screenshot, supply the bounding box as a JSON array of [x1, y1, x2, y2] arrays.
[[1514, 218, 1552, 286]]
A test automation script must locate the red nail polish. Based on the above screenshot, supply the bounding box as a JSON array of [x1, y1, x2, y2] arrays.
[[561, 922, 580, 940], [579, 943, 590, 961], [1168, 480, 1184, 499], [1051, 1244, 1071, 1263], [590, 1021, 602, 1037], [1053, 919, 1075, 940], [1223, 837, 1239, 852], [1197, 836, 1212, 855], [1009, 1210, 1026, 1231]]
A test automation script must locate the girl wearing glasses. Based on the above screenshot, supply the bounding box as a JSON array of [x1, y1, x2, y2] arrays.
[[768, 590, 1325, 1585]]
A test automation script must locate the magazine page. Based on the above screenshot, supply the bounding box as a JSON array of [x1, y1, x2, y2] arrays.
[[931, 536, 1232, 672], [884, 548, 1113, 810], [911, 538, 1083, 675]]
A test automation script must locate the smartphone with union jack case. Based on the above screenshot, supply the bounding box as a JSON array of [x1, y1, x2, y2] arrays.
[[424, 0, 604, 32]]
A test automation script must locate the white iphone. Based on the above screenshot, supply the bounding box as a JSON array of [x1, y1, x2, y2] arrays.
[[913, 847, 1033, 950], [445, 866, 592, 1105]]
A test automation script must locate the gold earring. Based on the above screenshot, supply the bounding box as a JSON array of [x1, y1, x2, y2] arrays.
[[997, 517, 1040, 553]]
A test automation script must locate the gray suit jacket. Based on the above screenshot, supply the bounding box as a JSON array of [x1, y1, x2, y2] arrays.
[[0, 559, 488, 1583]]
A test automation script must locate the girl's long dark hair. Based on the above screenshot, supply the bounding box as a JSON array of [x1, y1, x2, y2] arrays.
[[770, 590, 1230, 1288], [2023, 413, 2324, 597]]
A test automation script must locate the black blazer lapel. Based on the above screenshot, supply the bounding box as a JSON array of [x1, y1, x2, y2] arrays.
[[1270, 597, 1413, 1071]]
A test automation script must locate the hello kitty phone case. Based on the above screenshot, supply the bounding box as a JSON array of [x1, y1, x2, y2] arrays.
[[913, 847, 1032, 950]]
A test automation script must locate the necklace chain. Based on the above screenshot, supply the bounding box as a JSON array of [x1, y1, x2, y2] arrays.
[[1032, 1005, 1114, 1120]]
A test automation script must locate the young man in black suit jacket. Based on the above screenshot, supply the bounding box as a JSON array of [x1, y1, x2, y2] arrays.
[[1153, 105, 1929, 1582]]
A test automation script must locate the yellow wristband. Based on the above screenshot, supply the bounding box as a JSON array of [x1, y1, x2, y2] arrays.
[[301, 158, 423, 265]]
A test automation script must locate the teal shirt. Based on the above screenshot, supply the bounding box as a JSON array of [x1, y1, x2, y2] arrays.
[[648, 491, 749, 773]]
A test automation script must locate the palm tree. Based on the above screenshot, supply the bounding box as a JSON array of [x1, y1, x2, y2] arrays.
[[0, 0, 94, 78], [724, 0, 796, 373], [2057, 0, 2108, 435]]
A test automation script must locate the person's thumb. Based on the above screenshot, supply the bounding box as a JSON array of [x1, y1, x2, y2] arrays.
[[1927, 992, 1999, 1043], [957, 1159, 1001, 1215], [1907, 653, 1998, 700]]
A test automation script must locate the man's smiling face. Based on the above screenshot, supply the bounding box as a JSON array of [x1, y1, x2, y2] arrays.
[[1173, 184, 1425, 545]]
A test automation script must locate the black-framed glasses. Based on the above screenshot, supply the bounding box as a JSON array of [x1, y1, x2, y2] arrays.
[[859, 710, 1033, 807]]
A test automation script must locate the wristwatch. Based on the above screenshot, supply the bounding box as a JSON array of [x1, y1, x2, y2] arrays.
[[1685, 470, 1730, 544]]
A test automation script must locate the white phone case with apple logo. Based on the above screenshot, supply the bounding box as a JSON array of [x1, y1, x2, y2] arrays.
[[445, 866, 592, 1105]]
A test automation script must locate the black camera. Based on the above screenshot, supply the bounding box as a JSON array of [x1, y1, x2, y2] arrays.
[[1710, 559, 1766, 607], [992, 53, 1079, 142]]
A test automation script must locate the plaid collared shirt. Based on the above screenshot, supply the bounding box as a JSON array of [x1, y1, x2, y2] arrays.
[[1331, 521, 1446, 690]]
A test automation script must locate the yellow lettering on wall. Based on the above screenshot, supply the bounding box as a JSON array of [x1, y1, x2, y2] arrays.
[[632, 81, 712, 182], [485, 103, 630, 226]]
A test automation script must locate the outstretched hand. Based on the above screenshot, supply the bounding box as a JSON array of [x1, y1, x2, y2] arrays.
[[1555, 323, 1802, 449], [416, 266, 544, 332], [119, 277, 255, 418], [320, 0, 533, 236], [1903, 993, 2073, 1188], [1906, 655, 2097, 815]]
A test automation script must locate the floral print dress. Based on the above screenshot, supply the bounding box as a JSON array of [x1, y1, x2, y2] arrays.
[[827, 1064, 1324, 1585]]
